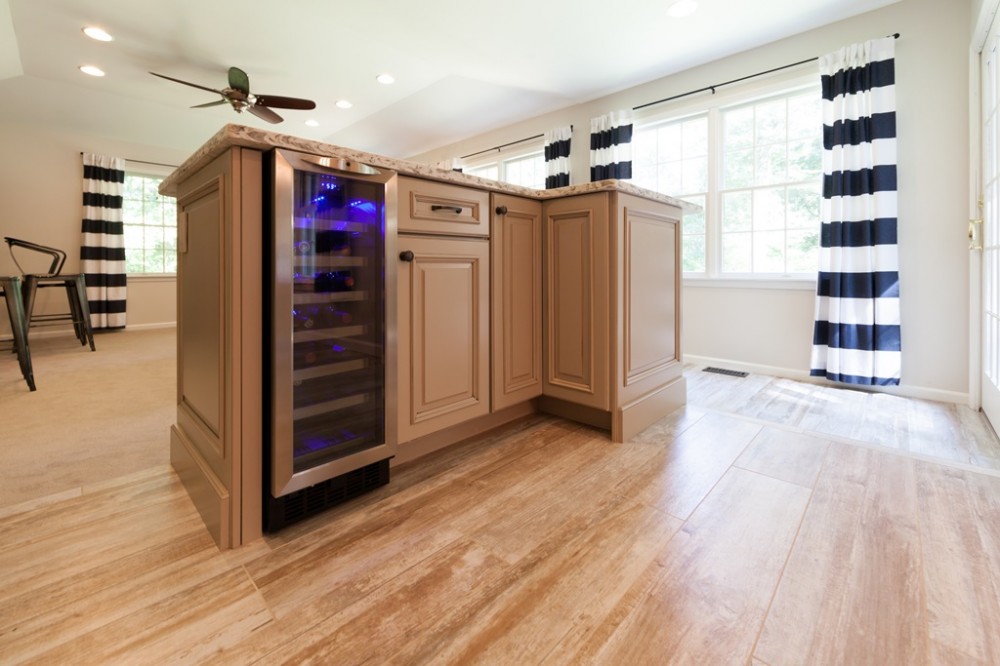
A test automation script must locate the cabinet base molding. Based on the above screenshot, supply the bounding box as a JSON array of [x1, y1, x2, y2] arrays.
[[537, 396, 613, 432], [393, 401, 538, 466], [170, 425, 231, 549], [613, 375, 687, 443]]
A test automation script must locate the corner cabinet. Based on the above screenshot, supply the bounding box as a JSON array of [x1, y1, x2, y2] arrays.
[[541, 190, 685, 443]]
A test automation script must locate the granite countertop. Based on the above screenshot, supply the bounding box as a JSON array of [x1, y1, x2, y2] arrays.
[[159, 123, 698, 211]]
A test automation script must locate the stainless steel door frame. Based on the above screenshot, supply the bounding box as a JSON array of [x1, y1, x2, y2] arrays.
[[270, 148, 398, 497]]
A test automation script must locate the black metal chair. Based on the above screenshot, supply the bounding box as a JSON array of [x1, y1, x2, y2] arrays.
[[4, 237, 96, 351], [0, 275, 36, 390]]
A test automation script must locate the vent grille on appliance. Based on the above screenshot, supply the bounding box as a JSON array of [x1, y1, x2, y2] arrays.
[[702, 366, 749, 378], [264, 458, 390, 532]]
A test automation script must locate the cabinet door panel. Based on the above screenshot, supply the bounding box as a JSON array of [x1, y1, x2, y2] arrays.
[[398, 235, 490, 443], [617, 193, 684, 406], [492, 193, 542, 411], [542, 193, 610, 411]]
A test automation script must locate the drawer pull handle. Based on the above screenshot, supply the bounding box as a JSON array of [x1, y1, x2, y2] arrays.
[[399, 250, 415, 262], [431, 204, 463, 214], [495, 205, 508, 215]]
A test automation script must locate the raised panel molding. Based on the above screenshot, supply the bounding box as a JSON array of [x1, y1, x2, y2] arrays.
[[177, 175, 225, 457], [412, 256, 481, 419], [548, 212, 593, 392], [398, 235, 490, 443], [492, 193, 543, 411], [623, 208, 680, 385], [543, 194, 610, 411]]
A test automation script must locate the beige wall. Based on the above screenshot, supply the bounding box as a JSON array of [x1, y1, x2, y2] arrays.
[[413, 0, 973, 403], [0, 118, 187, 335]]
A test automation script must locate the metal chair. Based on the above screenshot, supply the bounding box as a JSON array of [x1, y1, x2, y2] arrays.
[[3, 237, 96, 351], [0, 275, 36, 390]]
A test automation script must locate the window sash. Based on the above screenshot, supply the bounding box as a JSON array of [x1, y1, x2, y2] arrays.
[[633, 76, 822, 281], [123, 172, 177, 275], [462, 142, 546, 189]]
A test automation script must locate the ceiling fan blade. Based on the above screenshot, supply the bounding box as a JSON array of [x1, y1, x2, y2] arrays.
[[150, 71, 224, 96], [228, 67, 251, 95], [190, 99, 228, 109], [249, 104, 283, 124], [254, 94, 316, 110]]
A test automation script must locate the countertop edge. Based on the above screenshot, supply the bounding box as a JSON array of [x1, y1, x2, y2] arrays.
[[159, 123, 699, 211]]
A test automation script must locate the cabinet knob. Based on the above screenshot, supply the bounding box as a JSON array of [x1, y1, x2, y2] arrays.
[[399, 250, 414, 262], [495, 205, 508, 215]]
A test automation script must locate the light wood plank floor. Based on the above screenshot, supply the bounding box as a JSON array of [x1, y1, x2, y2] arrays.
[[3, 373, 1000, 664]]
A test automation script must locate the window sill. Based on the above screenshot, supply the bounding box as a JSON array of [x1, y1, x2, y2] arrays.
[[682, 276, 817, 291], [127, 273, 176, 283]]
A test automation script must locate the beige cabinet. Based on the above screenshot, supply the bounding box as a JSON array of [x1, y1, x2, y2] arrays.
[[491, 193, 543, 411], [541, 190, 684, 442], [397, 232, 490, 444], [169, 147, 264, 549]]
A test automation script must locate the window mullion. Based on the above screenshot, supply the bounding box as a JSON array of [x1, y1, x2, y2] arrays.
[[707, 106, 722, 278]]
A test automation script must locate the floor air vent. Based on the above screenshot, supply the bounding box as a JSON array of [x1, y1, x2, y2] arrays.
[[264, 458, 390, 532], [703, 366, 749, 378]]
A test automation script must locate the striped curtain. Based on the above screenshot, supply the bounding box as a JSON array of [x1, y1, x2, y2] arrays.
[[81, 153, 127, 329], [810, 37, 899, 386], [544, 126, 572, 189], [590, 110, 633, 181]]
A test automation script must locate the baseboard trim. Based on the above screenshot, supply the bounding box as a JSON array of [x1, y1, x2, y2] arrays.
[[683, 354, 971, 406]]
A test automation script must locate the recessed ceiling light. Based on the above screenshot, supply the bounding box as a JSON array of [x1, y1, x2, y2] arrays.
[[79, 65, 105, 77], [335, 100, 353, 109], [667, 0, 699, 17], [82, 26, 113, 42], [305, 119, 320, 127], [376, 73, 395, 85]]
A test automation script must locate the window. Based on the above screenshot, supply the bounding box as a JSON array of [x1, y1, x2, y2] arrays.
[[633, 115, 709, 273], [633, 80, 822, 280], [123, 172, 177, 274], [463, 146, 546, 189]]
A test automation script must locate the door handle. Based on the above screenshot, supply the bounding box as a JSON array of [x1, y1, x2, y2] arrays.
[[399, 250, 415, 262], [970, 219, 983, 251]]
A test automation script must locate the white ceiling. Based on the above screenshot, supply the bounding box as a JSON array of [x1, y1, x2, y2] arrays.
[[0, 0, 899, 159]]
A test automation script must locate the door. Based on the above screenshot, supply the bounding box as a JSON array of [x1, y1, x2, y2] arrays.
[[397, 235, 490, 443], [542, 193, 611, 411], [492, 193, 543, 411], [981, 20, 1000, 426]]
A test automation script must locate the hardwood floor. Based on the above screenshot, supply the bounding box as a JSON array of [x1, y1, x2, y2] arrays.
[[3, 371, 1000, 664]]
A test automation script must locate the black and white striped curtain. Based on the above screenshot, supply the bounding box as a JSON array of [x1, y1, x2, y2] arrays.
[[81, 153, 127, 329], [544, 126, 572, 189], [590, 110, 633, 181], [810, 37, 899, 386]]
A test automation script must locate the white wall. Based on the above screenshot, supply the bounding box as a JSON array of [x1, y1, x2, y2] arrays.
[[413, 0, 973, 403], [0, 117, 187, 335]]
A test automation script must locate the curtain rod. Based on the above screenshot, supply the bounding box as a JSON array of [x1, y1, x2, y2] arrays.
[[634, 32, 900, 112], [79, 152, 178, 169], [460, 124, 573, 160]]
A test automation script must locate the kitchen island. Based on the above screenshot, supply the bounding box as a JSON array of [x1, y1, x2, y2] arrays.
[[160, 124, 695, 548]]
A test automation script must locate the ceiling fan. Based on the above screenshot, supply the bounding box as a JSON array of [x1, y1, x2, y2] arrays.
[[150, 66, 316, 124]]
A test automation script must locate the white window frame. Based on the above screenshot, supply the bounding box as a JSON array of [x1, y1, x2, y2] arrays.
[[462, 139, 546, 189], [122, 164, 177, 278], [633, 69, 822, 290]]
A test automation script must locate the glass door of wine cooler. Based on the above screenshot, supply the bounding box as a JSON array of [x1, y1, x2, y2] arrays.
[[270, 149, 397, 498]]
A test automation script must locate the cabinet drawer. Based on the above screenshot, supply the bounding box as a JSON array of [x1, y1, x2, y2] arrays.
[[398, 176, 490, 237]]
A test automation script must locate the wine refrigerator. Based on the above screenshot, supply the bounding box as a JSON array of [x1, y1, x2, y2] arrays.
[[264, 148, 397, 531]]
